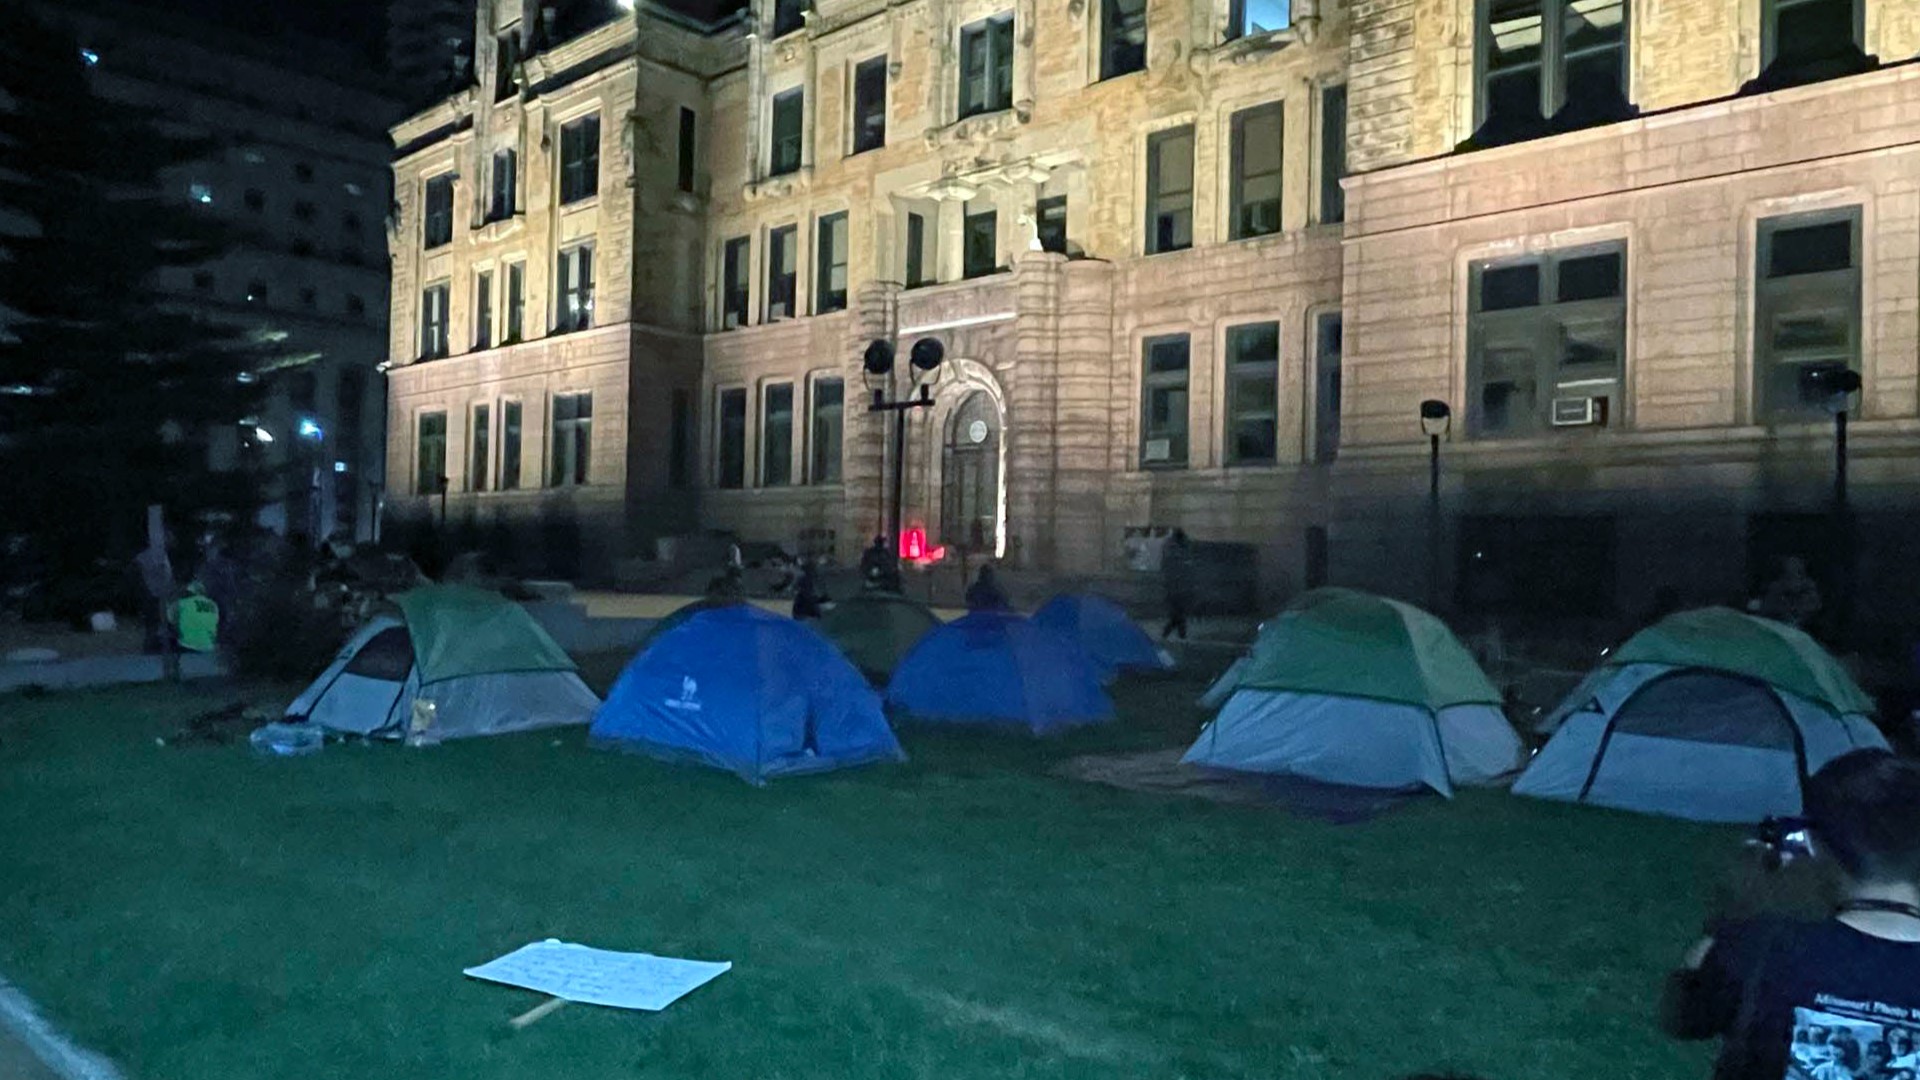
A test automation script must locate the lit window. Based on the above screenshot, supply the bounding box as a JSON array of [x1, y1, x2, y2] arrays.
[[555, 244, 594, 332], [189, 182, 214, 205]]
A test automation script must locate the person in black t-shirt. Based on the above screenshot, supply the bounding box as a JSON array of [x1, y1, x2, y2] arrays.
[[1661, 750, 1920, 1080]]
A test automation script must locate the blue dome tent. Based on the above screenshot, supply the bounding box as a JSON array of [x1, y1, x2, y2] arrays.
[[886, 611, 1114, 733], [590, 605, 904, 783], [1031, 593, 1173, 678]]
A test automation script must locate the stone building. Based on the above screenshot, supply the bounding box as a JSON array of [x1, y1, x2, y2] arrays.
[[384, 0, 1920, 630]]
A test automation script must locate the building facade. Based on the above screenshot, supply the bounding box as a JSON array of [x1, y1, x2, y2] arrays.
[[385, 0, 1920, 628], [52, 2, 400, 543]]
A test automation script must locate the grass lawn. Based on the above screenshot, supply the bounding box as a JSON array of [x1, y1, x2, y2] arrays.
[[0, 669, 1725, 1080]]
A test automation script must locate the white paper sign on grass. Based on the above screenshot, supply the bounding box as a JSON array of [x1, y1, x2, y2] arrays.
[[464, 940, 731, 1011]]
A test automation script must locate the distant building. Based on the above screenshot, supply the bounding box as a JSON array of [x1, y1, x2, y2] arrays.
[[382, 0, 1920, 633], [45, 2, 401, 543], [388, 0, 475, 103]]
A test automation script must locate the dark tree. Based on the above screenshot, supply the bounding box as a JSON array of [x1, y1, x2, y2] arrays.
[[0, 10, 266, 581]]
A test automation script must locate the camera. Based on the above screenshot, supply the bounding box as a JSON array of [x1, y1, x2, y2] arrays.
[[1750, 816, 1817, 869]]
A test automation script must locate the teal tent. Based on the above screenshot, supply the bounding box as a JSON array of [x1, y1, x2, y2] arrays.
[[288, 585, 598, 743], [1184, 589, 1523, 794], [1514, 608, 1887, 822]]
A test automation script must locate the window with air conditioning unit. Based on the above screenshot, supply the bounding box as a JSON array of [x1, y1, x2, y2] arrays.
[[1468, 242, 1626, 438], [1140, 334, 1191, 467]]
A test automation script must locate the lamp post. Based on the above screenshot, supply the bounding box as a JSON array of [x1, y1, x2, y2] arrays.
[[1419, 399, 1452, 611], [1820, 366, 1862, 639], [863, 337, 945, 560]]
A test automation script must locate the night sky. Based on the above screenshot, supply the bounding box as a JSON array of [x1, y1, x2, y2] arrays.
[[120, 0, 395, 70]]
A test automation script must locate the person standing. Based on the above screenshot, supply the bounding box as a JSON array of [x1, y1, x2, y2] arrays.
[[964, 564, 1009, 611], [791, 558, 825, 621], [1161, 529, 1196, 641]]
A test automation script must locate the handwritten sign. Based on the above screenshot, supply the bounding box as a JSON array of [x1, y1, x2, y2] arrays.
[[464, 940, 731, 1011]]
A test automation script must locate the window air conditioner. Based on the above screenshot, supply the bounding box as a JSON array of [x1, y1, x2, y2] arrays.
[[1550, 395, 1608, 427], [1143, 438, 1172, 462]]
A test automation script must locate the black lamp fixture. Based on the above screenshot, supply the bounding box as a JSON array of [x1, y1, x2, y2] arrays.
[[1419, 399, 1451, 611], [866, 337, 945, 559]]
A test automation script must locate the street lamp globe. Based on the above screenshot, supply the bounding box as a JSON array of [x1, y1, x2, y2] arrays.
[[1419, 398, 1452, 438]]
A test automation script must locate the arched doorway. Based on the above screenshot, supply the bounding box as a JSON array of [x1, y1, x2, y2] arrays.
[[941, 390, 1001, 555]]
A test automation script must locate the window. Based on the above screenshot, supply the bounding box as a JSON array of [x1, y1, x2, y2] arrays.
[[718, 388, 747, 488], [420, 282, 450, 358], [559, 113, 601, 204], [1468, 244, 1626, 437], [964, 204, 998, 278], [549, 392, 592, 487], [556, 244, 594, 332], [1037, 194, 1067, 254], [774, 0, 806, 37], [495, 32, 519, 102], [499, 400, 523, 490], [816, 212, 848, 313], [1227, 0, 1290, 38], [474, 270, 493, 349], [1762, 0, 1860, 71], [1229, 103, 1283, 240], [1477, 0, 1628, 139], [1145, 126, 1194, 254], [769, 89, 804, 177], [1141, 335, 1190, 467], [766, 225, 797, 321], [346, 293, 366, 317], [906, 212, 929, 287], [1101, 0, 1147, 79], [193, 270, 215, 292], [852, 56, 888, 154], [670, 390, 693, 489], [677, 108, 697, 193], [416, 411, 446, 495], [722, 236, 751, 328], [423, 174, 454, 248], [1319, 84, 1348, 225], [246, 281, 269, 303], [1225, 323, 1279, 465], [1756, 209, 1861, 421], [958, 14, 1015, 119], [244, 188, 266, 212], [292, 200, 316, 222], [761, 382, 794, 486], [1313, 312, 1342, 462], [189, 181, 213, 205], [501, 262, 524, 342], [299, 286, 317, 308], [810, 377, 844, 483], [470, 403, 491, 492], [490, 148, 517, 220], [293, 162, 314, 183]]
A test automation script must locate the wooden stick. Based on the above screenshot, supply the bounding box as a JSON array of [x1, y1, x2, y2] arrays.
[[508, 997, 569, 1030]]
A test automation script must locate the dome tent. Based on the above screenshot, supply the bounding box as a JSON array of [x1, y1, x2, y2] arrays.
[[1182, 588, 1523, 795], [590, 604, 904, 783], [1513, 608, 1887, 823], [886, 610, 1114, 734], [286, 585, 600, 744], [1031, 593, 1173, 678], [819, 593, 942, 682]]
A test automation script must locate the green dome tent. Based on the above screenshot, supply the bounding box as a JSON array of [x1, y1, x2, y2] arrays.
[[287, 585, 599, 743], [1184, 589, 1523, 794], [1514, 608, 1886, 822], [820, 593, 942, 682]]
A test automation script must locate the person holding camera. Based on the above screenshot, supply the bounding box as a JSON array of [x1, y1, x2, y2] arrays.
[[1661, 750, 1920, 1080]]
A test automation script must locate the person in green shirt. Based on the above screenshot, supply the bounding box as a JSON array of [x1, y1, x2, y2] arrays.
[[168, 582, 221, 653]]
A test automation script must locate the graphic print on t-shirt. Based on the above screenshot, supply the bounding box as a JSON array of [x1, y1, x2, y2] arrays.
[[1787, 995, 1920, 1080]]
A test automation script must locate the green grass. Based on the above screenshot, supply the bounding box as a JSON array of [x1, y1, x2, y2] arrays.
[[0, 674, 1724, 1080]]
